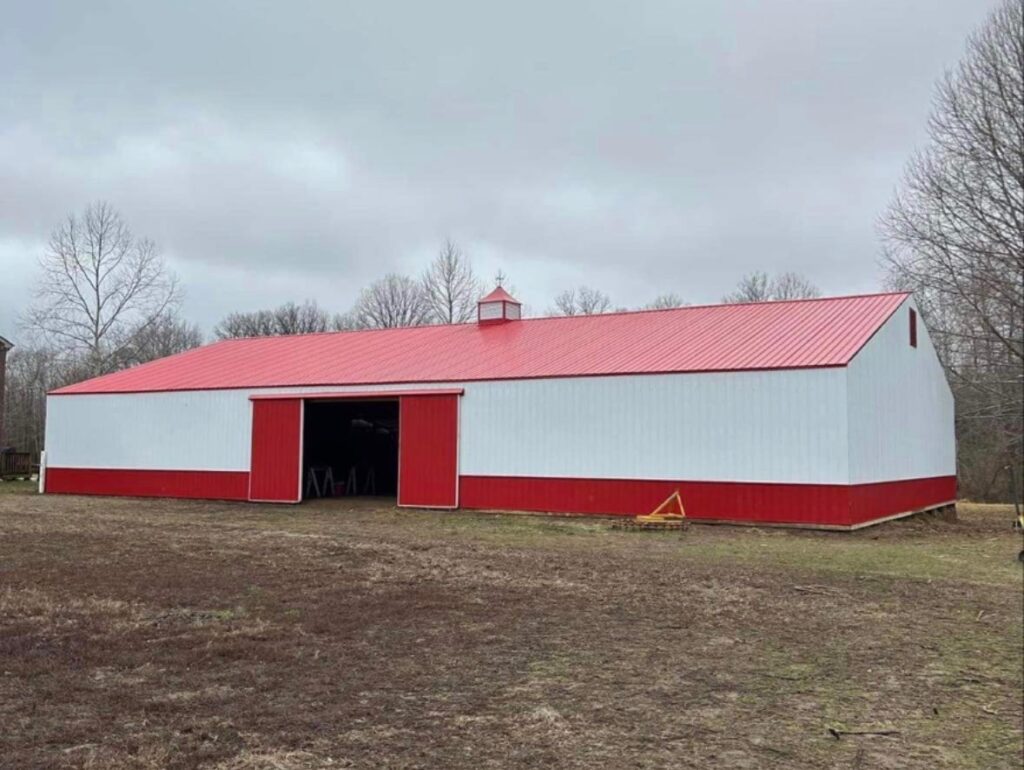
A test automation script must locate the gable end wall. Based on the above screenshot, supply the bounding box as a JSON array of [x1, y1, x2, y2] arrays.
[[845, 297, 956, 486]]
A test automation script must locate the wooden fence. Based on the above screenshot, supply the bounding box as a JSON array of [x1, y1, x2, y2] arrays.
[[0, 452, 35, 479]]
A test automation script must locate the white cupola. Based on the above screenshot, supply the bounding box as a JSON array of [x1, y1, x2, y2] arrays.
[[477, 286, 522, 324]]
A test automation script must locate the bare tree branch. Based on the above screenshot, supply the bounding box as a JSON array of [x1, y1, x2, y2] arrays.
[[722, 271, 820, 303], [723, 271, 772, 303], [117, 314, 203, 367], [351, 274, 433, 329], [771, 272, 823, 301], [645, 293, 687, 310], [551, 286, 613, 316], [213, 300, 336, 339], [23, 202, 182, 378], [880, 0, 1023, 501], [422, 240, 481, 324]]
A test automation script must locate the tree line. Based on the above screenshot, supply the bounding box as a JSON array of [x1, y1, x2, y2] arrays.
[[213, 240, 486, 337], [0, 204, 818, 457], [880, 0, 1022, 503]]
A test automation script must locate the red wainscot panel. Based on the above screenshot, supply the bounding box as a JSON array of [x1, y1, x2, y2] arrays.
[[847, 475, 957, 526], [45, 468, 249, 501], [459, 475, 853, 526], [461, 475, 959, 528]]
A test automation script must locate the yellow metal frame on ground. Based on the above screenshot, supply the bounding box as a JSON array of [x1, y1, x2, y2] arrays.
[[634, 490, 686, 523]]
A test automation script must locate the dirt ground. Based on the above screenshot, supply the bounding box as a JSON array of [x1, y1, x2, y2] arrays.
[[0, 487, 1021, 769]]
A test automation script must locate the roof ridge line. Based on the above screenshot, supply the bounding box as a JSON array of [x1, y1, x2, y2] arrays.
[[208, 290, 911, 342]]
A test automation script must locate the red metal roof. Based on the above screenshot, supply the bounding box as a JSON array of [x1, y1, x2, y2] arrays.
[[53, 293, 909, 395], [479, 286, 520, 304]]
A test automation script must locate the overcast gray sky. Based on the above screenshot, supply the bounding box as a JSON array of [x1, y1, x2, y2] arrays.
[[0, 0, 994, 343]]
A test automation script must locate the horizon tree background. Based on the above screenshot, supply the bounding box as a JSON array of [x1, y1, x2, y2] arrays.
[[881, 0, 1022, 502]]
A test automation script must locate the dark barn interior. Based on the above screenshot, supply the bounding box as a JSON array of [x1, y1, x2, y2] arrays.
[[302, 400, 399, 500]]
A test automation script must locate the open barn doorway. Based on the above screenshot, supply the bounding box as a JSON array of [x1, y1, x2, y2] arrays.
[[301, 399, 399, 501]]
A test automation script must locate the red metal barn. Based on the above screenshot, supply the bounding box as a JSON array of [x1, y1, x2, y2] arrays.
[[43, 290, 955, 528]]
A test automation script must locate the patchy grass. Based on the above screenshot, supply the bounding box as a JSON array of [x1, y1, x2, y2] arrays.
[[675, 530, 1019, 585], [0, 495, 1020, 769], [0, 479, 36, 494]]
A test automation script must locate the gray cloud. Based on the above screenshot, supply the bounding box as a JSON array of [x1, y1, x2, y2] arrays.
[[0, 0, 993, 340]]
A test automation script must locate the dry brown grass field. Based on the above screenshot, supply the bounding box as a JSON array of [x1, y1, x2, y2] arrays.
[[0, 486, 1021, 769]]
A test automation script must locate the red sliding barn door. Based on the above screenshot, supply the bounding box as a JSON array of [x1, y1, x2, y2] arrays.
[[398, 394, 459, 508], [249, 398, 303, 503]]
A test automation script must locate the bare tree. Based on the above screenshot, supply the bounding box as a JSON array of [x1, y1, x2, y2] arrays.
[[25, 202, 181, 376], [272, 301, 334, 335], [0, 337, 13, 448], [577, 286, 612, 314], [422, 240, 481, 324], [331, 312, 359, 331], [119, 313, 203, 366], [723, 271, 820, 303], [2, 347, 59, 455], [213, 311, 274, 339], [552, 286, 613, 316], [645, 293, 687, 310], [351, 274, 433, 329], [880, 0, 1023, 501], [723, 271, 772, 303], [771, 272, 822, 300], [214, 300, 335, 339]]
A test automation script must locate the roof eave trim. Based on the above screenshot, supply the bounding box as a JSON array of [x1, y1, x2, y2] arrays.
[[249, 388, 465, 401], [48, 365, 855, 396]]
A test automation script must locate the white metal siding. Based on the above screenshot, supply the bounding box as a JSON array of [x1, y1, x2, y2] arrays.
[[45, 390, 254, 471], [44, 382, 463, 472], [46, 370, 850, 484], [461, 369, 848, 483], [846, 298, 956, 484], [478, 302, 503, 321]]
